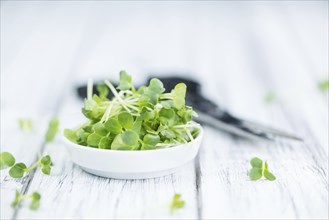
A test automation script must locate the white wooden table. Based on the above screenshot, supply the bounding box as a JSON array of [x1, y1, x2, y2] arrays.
[[1, 1, 328, 219]]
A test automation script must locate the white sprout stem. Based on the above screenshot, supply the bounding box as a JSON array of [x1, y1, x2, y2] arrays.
[[101, 101, 114, 123], [125, 103, 140, 112], [185, 128, 194, 142], [160, 93, 173, 100], [185, 127, 197, 151], [156, 143, 178, 148], [173, 123, 200, 129], [87, 78, 93, 100], [104, 80, 131, 113]]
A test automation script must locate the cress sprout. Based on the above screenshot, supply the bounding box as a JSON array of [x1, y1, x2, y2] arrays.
[[64, 71, 200, 150]]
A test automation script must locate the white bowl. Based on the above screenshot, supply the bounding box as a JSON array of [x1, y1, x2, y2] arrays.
[[62, 126, 203, 179]]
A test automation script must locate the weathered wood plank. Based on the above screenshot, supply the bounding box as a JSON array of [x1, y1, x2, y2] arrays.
[[1, 2, 92, 219], [197, 2, 328, 219]]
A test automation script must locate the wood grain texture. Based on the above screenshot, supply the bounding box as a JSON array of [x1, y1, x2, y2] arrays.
[[1, 1, 328, 219]]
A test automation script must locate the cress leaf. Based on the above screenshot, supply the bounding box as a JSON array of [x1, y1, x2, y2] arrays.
[[149, 78, 165, 94], [29, 192, 41, 210], [98, 136, 112, 149], [104, 118, 122, 134], [249, 168, 262, 181], [160, 130, 176, 139], [318, 80, 329, 92], [264, 91, 276, 103], [117, 70, 132, 91], [11, 190, 22, 208], [111, 134, 139, 150], [18, 118, 33, 132], [40, 155, 51, 166], [0, 152, 16, 170], [64, 129, 77, 143], [9, 163, 27, 178], [118, 112, 134, 129], [45, 117, 59, 143], [264, 169, 276, 181], [131, 116, 143, 133], [170, 193, 185, 213], [172, 83, 186, 109], [122, 130, 139, 145], [159, 108, 175, 122], [250, 157, 263, 168], [264, 161, 276, 181], [87, 133, 103, 147], [41, 165, 51, 175], [94, 122, 108, 136], [97, 83, 109, 100], [143, 134, 160, 146]]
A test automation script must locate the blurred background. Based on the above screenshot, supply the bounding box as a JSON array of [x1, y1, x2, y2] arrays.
[[1, 2, 328, 100], [1, 0, 328, 144]]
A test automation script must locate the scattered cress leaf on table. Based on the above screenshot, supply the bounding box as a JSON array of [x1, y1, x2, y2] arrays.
[[41, 165, 51, 175], [45, 117, 59, 143], [0, 152, 16, 169], [249, 168, 263, 181], [263, 91, 276, 103], [29, 192, 41, 210], [318, 80, 329, 92], [11, 190, 41, 210], [18, 118, 33, 132], [9, 163, 27, 178], [249, 157, 276, 181], [264, 161, 276, 181], [264, 169, 276, 181], [40, 155, 52, 175], [170, 193, 185, 214], [40, 155, 51, 166], [250, 157, 263, 168], [11, 190, 22, 208], [8, 154, 53, 178]]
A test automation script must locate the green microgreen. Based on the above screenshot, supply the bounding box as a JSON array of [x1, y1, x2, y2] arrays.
[[18, 118, 33, 132], [97, 83, 109, 100], [318, 80, 329, 92], [11, 190, 41, 210], [65, 71, 200, 150], [170, 193, 185, 214], [9, 155, 52, 178], [263, 91, 276, 103], [0, 152, 16, 169], [45, 117, 59, 143], [249, 157, 276, 181]]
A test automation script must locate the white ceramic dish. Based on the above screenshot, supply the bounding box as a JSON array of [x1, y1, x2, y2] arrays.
[[62, 125, 203, 179]]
